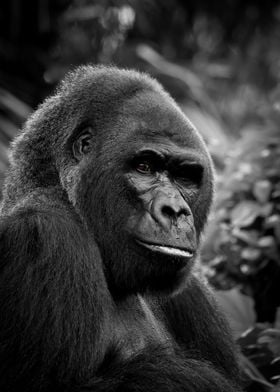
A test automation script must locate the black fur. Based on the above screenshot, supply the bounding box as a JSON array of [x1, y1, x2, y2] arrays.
[[0, 66, 242, 391]]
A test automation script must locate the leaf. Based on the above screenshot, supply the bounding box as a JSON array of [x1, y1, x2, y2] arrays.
[[0, 87, 31, 122], [258, 236, 276, 248], [253, 180, 272, 203], [232, 228, 259, 245], [241, 247, 261, 261], [260, 203, 274, 217], [231, 201, 263, 228], [215, 288, 256, 337], [265, 215, 280, 229], [239, 352, 274, 389], [259, 329, 280, 356]]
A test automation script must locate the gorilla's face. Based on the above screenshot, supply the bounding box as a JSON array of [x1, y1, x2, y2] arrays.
[[72, 90, 213, 296]]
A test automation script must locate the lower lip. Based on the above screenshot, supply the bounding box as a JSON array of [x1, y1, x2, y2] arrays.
[[136, 240, 194, 258]]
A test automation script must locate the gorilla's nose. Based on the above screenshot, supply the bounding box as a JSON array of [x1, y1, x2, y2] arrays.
[[151, 192, 190, 231]]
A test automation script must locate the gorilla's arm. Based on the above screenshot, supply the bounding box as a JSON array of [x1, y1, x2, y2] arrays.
[[89, 345, 241, 392], [0, 206, 111, 390], [159, 276, 240, 382], [0, 208, 241, 392]]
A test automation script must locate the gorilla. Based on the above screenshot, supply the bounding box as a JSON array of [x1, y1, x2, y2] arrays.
[[0, 66, 242, 392]]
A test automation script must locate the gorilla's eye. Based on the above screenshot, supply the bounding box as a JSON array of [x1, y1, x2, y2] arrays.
[[131, 150, 163, 175], [174, 163, 204, 186], [136, 161, 153, 174]]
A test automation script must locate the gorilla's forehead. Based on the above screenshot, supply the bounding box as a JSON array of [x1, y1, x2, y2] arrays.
[[106, 90, 204, 150]]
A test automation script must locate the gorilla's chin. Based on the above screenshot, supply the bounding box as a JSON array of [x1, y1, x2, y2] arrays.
[[117, 244, 194, 295]]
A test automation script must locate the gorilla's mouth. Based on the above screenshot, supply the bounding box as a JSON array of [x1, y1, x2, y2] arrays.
[[135, 239, 194, 258]]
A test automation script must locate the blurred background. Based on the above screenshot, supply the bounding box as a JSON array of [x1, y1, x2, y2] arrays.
[[1, 0, 280, 390]]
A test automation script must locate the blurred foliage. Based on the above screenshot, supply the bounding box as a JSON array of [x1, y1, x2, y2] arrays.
[[202, 128, 280, 391], [203, 130, 280, 314], [1, 0, 280, 390]]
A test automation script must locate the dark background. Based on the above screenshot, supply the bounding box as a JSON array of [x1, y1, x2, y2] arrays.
[[1, 1, 280, 390]]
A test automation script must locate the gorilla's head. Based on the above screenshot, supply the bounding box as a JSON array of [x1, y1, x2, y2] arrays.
[[4, 66, 214, 296]]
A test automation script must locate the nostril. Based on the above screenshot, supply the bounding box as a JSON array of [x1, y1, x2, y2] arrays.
[[161, 205, 176, 218], [161, 205, 189, 219]]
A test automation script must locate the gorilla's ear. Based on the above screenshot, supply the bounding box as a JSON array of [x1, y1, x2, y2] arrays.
[[72, 126, 94, 161]]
